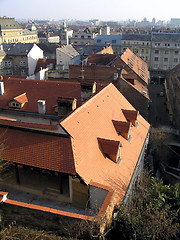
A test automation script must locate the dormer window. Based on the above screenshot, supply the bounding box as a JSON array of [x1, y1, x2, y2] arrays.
[[122, 109, 139, 127], [9, 93, 28, 109], [97, 138, 121, 163], [113, 120, 131, 140]]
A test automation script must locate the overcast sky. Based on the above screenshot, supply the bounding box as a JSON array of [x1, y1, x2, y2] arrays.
[[0, 0, 180, 22]]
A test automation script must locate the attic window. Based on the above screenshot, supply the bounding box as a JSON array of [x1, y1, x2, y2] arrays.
[[112, 120, 131, 140], [122, 109, 139, 127], [97, 138, 121, 163], [9, 93, 28, 109]]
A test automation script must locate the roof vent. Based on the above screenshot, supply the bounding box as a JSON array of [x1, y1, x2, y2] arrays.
[[37, 100, 46, 114], [97, 138, 121, 163]]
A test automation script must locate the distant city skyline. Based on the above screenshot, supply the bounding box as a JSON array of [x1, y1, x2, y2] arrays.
[[0, 0, 180, 22]]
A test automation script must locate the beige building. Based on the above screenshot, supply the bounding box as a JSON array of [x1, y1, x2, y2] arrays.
[[150, 33, 180, 76], [121, 34, 151, 65], [71, 28, 98, 45], [0, 17, 39, 44], [1, 43, 43, 76]]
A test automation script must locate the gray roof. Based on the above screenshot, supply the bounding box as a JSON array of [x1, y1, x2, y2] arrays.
[[0, 18, 22, 30], [2, 43, 35, 55], [122, 34, 151, 41], [152, 32, 180, 42], [73, 45, 106, 56], [56, 45, 79, 58]]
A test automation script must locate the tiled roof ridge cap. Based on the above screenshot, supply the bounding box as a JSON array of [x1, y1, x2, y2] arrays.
[[0, 117, 57, 130]]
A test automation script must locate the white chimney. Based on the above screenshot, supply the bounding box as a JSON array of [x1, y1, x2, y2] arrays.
[[0, 81, 4, 96], [37, 100, 46, 114]]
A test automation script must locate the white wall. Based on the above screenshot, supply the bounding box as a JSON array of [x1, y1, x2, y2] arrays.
[[27, 44, 43, 76]]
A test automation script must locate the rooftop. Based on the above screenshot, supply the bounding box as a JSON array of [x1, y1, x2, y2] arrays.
[[0, 77, 81, 115], [61, 83, 150, 203], [0, 119, 75, 175]]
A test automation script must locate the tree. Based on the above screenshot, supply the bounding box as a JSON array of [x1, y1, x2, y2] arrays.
[[110, 171, 180, 240]]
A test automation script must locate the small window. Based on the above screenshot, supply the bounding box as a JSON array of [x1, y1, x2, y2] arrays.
[[164, 58, 168, 62], [154, 57, 158, 61], [112, 40, 116, 44], [174, 58, 178, 63], [97, 39, 101, 43], [155, 50, 159, 54], [175, 51, 178, 55]]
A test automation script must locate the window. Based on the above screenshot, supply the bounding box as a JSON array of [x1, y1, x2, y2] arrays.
[[75, 35, 78, 38], [165, 50, 169, 54], [141, 49, 144, 54], [4, 61, 12, 67], [11, 102, 20, 108], [20, 61, 26, 67], [175, 51, 178, 55], [6, 69, 12, 75], [87, 35, 91, 39], [145, 56, 148, 61], [21, 69, 26, 76], [133, 49, 138, 54], [174, 58, 178, 63], [155, 50, 159, 54], [164, 58, 168, 62], [154, 57, 158, 61], [81, 35, 84, 39], [97, 39, 101, 43], [112, 40, 117, 44]]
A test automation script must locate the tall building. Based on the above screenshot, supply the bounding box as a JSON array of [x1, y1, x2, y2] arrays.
[[0, 17, 39, 44]]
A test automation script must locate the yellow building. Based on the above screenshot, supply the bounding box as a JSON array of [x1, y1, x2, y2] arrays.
[[0, 17, 39, 44]]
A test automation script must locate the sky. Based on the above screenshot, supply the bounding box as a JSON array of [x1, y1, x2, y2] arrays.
[[0, 0, 180, 22]]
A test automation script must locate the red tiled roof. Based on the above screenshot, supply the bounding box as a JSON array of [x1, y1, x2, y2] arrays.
[[0, 126, 75, 175], [61, 83, 150, 204], [69, 65, 117, 81], [0, 78, 81, 114], [35, 58, 56, 73], [119, 48, 149, 84], [87, 54, 117, 66]]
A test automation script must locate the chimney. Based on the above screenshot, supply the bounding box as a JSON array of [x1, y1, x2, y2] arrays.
[[114, 72, 118, 81], [0, 81, 4, 96], [37, 100, 46, 114], [57, 97, 77, 116]]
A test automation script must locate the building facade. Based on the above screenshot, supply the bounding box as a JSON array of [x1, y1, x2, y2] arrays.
[[0, 17, 39, 44]]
